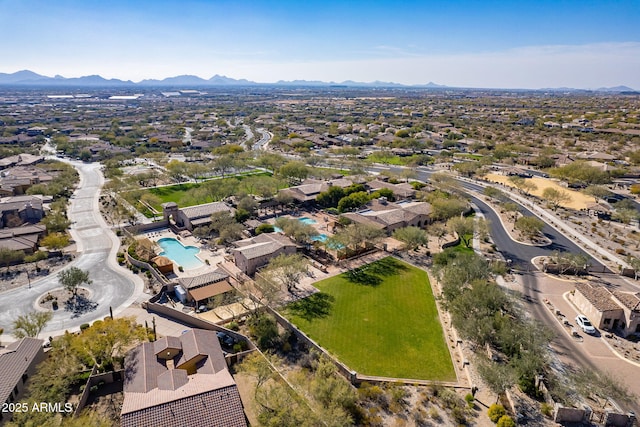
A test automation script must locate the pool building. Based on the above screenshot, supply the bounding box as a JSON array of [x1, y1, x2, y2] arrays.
[[231, 233, 297, 275], [161, 201, 235, 231]]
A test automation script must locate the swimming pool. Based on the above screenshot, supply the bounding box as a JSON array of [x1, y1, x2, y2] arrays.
[[298, 217, 317, 225], [157, 238, 204, 270], [311, 233, 328, 242]]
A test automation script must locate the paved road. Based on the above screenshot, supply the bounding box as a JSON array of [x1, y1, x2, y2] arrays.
[[457, 180, 609, 272], [254, 128, 271, 150], [0, 161, 143, 341]]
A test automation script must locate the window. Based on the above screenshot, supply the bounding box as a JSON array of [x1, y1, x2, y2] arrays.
[[22, 373, 28, 383], [603, 318, 611, 325]]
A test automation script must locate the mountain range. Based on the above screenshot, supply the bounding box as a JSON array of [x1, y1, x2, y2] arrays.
[[0, 70, 635, 92]]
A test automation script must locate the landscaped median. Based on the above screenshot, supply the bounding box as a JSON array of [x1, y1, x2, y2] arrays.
[[283, 257, 456, 381]]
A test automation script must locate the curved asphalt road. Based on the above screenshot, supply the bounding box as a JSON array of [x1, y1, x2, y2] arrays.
[[0, 161, 143, 340], [457, 180, 609, 272]]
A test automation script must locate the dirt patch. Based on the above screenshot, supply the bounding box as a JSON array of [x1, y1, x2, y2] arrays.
[[38, 287, 92, 310], [485, 173, 595, 210], [233, 372, 260, 426]]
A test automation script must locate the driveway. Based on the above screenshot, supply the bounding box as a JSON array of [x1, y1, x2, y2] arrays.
[[0, 161, 144, 341]]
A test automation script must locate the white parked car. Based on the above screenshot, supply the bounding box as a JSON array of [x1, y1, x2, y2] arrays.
[[575, 315, 596, 334]]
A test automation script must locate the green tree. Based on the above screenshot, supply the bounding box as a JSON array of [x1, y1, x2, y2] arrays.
[[40, 232, 70, 251], [213, 154, 237, 178], [165, 159, 189, 182], [393, 226, 428, 251], [549, 161, 611, 186], [330, 222, 385, 254], [263, 253, 308, 292], [279, 161, 310, 184], [337, 191, 370, 213], [0, 247, 25, 271], [275, 217, 318, 243], [453, 161, 481, 177], [58, 266, 92, 298], [41, 210, 71, 233], [550, 251, 590, 275], [583, 185, 612, 202], [447, 216, 475, 247], [71, 317, 147, 370], [247, 314, 280, 349], [316, 186, 345, 208], [484, 186, 507, 201], [255, 152, 287, 174], [477, 360, 516, 402], [514, 216, 545, 238], [502, 202, 520, 221], [612, 208, 639, 225], [237, 351, 274, 396], [542, 187, 571, 210], [237, 195, 259, 217], [430, 198, 468, 221], [12, 311, 53, 338], [24, 250, 48, 270]]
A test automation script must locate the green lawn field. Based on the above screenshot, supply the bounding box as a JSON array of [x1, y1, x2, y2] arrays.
[[283, 257, 456, 381]]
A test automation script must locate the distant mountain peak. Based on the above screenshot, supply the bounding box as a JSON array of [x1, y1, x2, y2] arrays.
[[0, 69, 633, 91]]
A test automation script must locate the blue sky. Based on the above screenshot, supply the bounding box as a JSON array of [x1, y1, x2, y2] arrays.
[[1, 0, 639, 88]]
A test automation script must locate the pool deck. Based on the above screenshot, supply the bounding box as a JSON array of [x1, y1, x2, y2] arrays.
[[268, 212, 335, 235]]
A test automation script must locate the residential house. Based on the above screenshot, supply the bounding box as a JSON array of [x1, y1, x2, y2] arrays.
[[232, 233, 297, 275], [0, 338, 46, 423], [0, 166, 53, 196], [121, 329, 247, 427], [162, 201, 235, 231], [173, 269, 232, 305], [569, 282, 640, 336], [279, 177, 359, 204], [0, 195, 48, 228], [366, 180, 416, 199], [0, 224, 46, 253], [341, 198, 432, 234], [0, 154, 44, 170]]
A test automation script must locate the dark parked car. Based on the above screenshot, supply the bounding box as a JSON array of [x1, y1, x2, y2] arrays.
[[216, 331, 236, 348]]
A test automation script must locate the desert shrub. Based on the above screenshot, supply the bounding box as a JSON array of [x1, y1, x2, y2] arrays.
[[247, 314, 280, 350], [540, 402, 554, 418], [451, 406, 467, 424], [227, 321, 239, 331], [497, 415, 515, 427], [488, 404, 506, 423], [255, 223, 275, 234], [428, 406, 441, 421], [465, 393, 475, 407]]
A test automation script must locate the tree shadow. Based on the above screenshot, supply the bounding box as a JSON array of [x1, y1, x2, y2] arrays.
[[344, 257, 408, 286], [345, 269, 382, 286], [64, 294, 99, 318], [287, 292, 334, 321]]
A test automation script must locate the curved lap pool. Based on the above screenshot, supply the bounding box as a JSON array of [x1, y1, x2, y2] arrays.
[[157, 237, 204, 270]]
